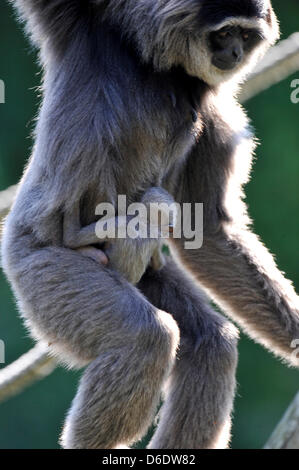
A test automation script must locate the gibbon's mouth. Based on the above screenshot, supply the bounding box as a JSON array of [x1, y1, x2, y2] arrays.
[[212, 56, 240, 71], [212, 53, 242, 72]]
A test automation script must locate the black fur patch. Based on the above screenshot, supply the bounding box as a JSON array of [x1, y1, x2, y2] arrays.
[[200, 0, 267, 26]]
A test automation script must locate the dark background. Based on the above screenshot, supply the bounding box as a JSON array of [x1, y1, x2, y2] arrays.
[[0, 0, 298, 449]]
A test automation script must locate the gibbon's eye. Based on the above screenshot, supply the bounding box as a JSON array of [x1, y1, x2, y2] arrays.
[[217, 30, 229, 39], [242, 32, 250, 42]]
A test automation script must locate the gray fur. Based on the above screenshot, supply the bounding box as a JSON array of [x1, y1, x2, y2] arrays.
[[63, 187, 176, 284], [138, 259, 239, 449], [63, 186, 176, 285], [2, 0, 298, 450], [101, 187, 177, 285]]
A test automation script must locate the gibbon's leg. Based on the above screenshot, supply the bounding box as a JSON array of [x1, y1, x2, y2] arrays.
[[63, 185, 176, 251], [137, 258, 239, 449], [63, 206, 101, 248], [6, 236, 179, 449], [64, 209, 159, 285], [63, 204, 169, 285], [63, 207, 131, 249], [172, 227, 299, 367]]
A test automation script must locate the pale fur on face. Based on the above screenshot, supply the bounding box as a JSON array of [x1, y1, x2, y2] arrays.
[[183, 16, 280, 87]]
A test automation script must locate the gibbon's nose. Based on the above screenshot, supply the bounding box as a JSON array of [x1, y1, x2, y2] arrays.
[[232, 44, 243, 63], [213, 45, 243, 71]]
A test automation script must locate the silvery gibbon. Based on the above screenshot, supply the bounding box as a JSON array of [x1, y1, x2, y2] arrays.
[[2, 0, 299, 449]]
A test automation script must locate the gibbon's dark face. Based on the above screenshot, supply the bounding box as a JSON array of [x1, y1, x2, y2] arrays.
[[209, 25, 265, 71], [183, 2, 279, 87]]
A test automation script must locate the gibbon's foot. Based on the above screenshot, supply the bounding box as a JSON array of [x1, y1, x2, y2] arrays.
[[77, 247, 109, 265]]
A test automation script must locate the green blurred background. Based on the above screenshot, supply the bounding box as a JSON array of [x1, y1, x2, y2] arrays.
[[0, 0, 298, 449]]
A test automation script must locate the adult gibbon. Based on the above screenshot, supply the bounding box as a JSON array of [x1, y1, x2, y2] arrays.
[[2, 0, 298, 449]]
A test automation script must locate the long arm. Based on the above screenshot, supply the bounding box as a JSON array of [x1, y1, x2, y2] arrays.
[[171, 132, 299, 367], [9, 0, 103, 53], [63, 187, 176, 284]]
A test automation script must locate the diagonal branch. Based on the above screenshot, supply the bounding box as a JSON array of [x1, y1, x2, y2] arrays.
[[264, 391, 299, 449], [0, 343, 56, 404], [240, 32, 299, 102], [0, 184, 18, 222]]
